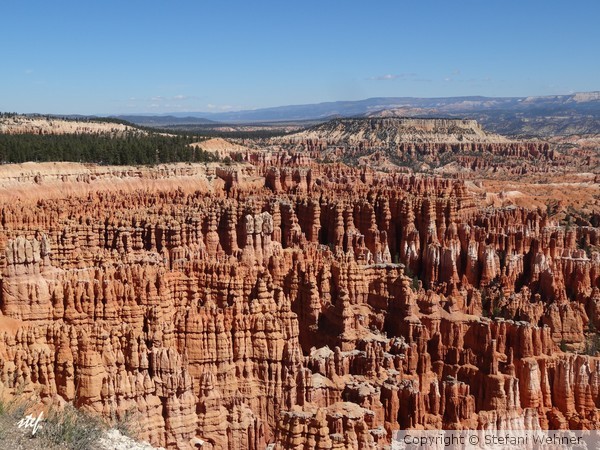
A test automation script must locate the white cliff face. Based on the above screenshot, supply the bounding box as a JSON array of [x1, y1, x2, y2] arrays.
[[282, 118, 510, 146], [99, 429, 166, 450], [0, 115, 148, 136]]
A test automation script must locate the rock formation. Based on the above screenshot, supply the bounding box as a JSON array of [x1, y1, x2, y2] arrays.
[[0, 125, 598, 449]]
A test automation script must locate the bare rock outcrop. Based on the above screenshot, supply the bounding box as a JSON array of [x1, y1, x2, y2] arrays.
[[0, 157, 598, 449]]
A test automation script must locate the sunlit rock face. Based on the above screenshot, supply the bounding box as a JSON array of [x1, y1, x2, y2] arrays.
[[0, 155, 598, 449]]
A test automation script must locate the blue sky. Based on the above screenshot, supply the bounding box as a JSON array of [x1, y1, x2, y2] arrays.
[[1, 0, 598, 114]]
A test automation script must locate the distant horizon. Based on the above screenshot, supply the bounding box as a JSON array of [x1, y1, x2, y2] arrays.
[[120, 90, 600, 117], [3, 90, 598, 118], [2, 0, 599, 115]]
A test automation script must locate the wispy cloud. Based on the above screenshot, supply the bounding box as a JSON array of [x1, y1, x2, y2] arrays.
[[444, 75, 494, 83], [205, 103, 241, 111], [118, 94, 244, 113], [367, 72, 418, 81], [371, 74, 401, 81], [149, 94, 195, 102], [24, 69, 34, 75]]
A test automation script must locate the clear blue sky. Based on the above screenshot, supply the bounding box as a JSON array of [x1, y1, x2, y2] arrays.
[[1, 0, 598, 115]]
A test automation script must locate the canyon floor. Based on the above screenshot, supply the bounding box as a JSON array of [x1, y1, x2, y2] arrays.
[[0, 116, 599, 449]]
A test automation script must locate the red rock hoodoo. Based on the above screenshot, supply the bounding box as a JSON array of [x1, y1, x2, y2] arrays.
[[0, 124, 599, 449]]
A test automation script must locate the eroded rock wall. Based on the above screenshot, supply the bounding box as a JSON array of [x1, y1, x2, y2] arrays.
[[0, 165, 598, 449]]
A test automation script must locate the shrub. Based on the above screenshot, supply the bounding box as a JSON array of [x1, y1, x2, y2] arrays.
[[37, 405, 105, 450], [560, 340, 567, 352], [584, 333, 600, 356], [0, 397, 117, 450]]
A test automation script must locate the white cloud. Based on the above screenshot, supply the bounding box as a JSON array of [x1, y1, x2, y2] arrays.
[[119, 94, 241, 113], [367, 72, 419, 81], [205, 103, 240, 111]]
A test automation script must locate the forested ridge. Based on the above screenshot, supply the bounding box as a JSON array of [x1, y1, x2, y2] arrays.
[[0, 132, 216, 165]]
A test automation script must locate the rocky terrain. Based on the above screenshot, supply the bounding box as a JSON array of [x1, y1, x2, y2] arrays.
[[189, 138, 252, 159], [119, 92, 600, 138], [282, 118, 509, 146], [272, 118, 599, 182], [0, 117, 598, 449], [0, 115, 145, 137]]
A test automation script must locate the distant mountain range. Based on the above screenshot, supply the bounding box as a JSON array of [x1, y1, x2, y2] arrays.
[[112, 115, 217, 127], [114, 92, 600, 137]]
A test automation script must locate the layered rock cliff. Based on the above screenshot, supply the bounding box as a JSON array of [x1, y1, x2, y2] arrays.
[[0, 158, 598, 449], [270, 118, 596, 178], [282, 118, 506, 145]]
